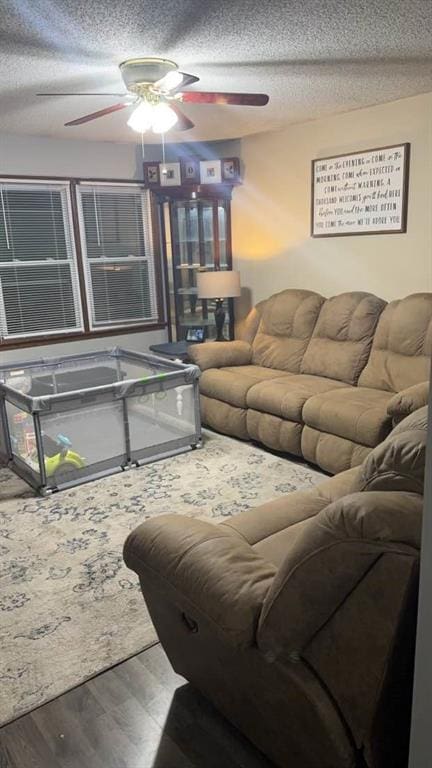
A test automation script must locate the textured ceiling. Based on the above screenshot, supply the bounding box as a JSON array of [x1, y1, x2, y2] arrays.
[[0, 0, 431, 144]]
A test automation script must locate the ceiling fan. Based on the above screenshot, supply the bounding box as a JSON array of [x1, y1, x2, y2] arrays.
[[37, 57, 270, 133]]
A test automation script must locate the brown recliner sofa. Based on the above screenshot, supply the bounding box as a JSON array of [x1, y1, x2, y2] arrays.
[[124, 406, 428, 768], [189, 290, 431, 474]]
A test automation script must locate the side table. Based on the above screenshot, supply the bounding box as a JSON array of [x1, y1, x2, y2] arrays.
[[149, 341, 196, 363]]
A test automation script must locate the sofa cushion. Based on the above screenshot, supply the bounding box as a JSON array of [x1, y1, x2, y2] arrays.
[[301, 292, 386, 385], [199, 365, 289, 408], [301, 427, 372, 474], [358, 293, 432, 392], [303, 387, 393, 447], [221, 466, 361, 567], [247, 374, 346, 422], [252, 289, 325, 373], [258, 490, 422, 661], [236, 300, 265, 344]]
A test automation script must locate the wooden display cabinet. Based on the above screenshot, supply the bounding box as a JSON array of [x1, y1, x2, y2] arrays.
[[155, 184, 235, 342]]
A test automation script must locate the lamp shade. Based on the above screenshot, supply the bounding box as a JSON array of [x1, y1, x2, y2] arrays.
[[197, 270, 241, 299]]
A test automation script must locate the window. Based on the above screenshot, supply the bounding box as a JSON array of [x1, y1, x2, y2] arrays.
[[77, 184, 159, 329], [0, 181, 83, 340], [0, 178, 163, 347]]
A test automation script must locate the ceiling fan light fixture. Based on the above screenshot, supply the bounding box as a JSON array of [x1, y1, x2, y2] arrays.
[[51, 57, 269, 132], [127, 101, 154, 132], [151, 102, 178, 133]]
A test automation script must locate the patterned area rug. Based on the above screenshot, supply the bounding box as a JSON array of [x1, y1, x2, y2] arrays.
[[0, 430, 323, 725]]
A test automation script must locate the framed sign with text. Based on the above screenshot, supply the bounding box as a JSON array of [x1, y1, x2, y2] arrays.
[[311, 143, 410, 237]]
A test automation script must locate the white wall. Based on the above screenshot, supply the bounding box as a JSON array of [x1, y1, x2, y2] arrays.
[[0, 133, 140, 179], [232, 92, 432, 316]]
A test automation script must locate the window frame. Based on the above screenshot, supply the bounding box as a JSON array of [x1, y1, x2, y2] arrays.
[[76, 181, 159, 332], [0, 175, 166, 350], [0, 178, 85, 341]]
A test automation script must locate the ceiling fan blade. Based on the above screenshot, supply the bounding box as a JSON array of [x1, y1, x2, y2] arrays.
[[65, 103, 129, 126], [179, 91, 269, 106], [154, 71, 200, 93], [38, 92, 129, 97], [169, 102, 195, 131], [174, 72, 200, 90]]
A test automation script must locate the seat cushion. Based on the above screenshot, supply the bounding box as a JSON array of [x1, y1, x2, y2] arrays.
[[199, 365, 289, 408], [303, 387, 393, 447], [358, 293, 432, 392], [301, 292, 386, 385], [221, 467, 361, 567], [251, 289, 324, 373], [247, 374, 347, 422]]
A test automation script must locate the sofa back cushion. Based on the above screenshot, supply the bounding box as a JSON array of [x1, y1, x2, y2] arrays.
[[301, 292, 386, 385], [358, 293, 432, 392], [236, 299, 265, 344], [251, 289, 325, 373], [258, 489, 422, 659]]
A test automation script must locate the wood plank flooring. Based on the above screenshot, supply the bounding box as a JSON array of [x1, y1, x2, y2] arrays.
[[0, 643, 274, 768]]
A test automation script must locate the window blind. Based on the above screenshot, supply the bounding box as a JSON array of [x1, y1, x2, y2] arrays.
[[0, 181, 83, 340], [76, 184, 159, 329]]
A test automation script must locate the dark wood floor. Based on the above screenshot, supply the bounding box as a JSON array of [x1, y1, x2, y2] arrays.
[[0, 643, 274, 768]]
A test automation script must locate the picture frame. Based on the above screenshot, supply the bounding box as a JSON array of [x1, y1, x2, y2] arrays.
[[143, 162, 160, 186], [200, 159, 222, 185], [159, 162, 181, 187], [221, 157, 241, 183], [186, 326, 206, 342], [311, 143, 410, 237], [181, 158, 200, 185]]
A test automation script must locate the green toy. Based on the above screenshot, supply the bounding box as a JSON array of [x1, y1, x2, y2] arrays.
[[43, 434, 86, 479]]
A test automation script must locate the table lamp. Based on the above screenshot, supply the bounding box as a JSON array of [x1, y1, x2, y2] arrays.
[[197, 270, 241, 341]]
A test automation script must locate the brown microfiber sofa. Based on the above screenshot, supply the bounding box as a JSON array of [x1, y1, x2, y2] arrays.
[[188, 290, 431, 474], [124, 406, 428, 768]]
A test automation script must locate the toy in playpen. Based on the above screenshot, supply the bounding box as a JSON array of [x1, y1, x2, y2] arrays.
[[137, 373, 187, 417], [10, 416, 86, 482], [7, 374, 86, 483]]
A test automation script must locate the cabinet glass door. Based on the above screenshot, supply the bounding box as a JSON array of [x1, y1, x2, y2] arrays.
[[165, 195, 233, 342]]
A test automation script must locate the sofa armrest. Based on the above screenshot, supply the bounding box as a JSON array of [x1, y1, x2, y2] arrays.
[[188, 340, 252, 371], [258, 491, 422, 661], [387, 381, 429, 422], [124, 515, 276, 649]]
